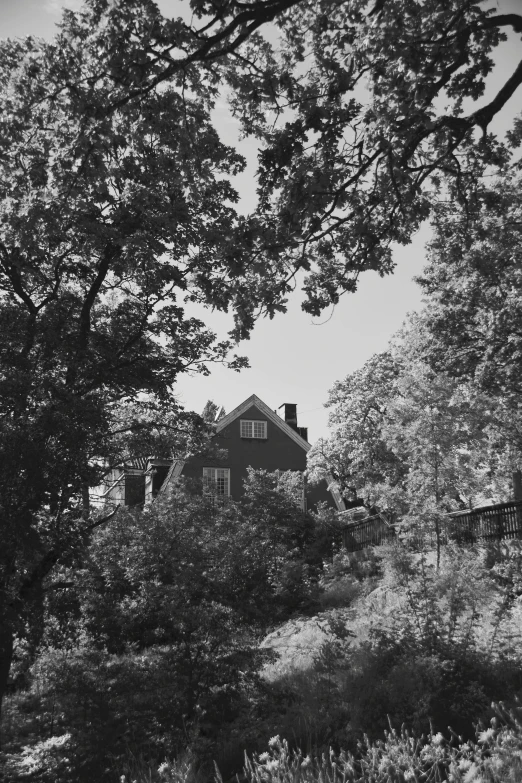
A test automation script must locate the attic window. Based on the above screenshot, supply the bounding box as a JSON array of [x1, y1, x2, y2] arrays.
[[240, 419, 267, 439]]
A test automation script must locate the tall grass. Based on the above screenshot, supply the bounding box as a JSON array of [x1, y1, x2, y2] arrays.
[[127, 703, 522, 783]]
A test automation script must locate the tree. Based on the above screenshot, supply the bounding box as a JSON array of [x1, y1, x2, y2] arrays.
[[307, 352, 407, 509], [2, 0, 522, 733], [0, 0, 314, 725], [383, 339, 493, 563], [0, 0, 283, 726], [4, 0, 522, 321], [308, 320, 516, 561], [417, 173, 522, 404], [229, 0, 522, 314], [404, 172, 522, 494], [201, 399, 227, 423], [3, 471, 320, 780]]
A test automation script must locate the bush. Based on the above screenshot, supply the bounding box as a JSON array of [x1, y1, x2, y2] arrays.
[[263, 541, 522, 751]]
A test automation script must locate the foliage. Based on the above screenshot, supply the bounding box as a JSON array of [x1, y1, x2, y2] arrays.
[[253, 542, 522, 753], [2, 0, 522, 728], [307, 352, 406, 509], [119, 750, 204, 783], [400, 172, 522, 518], [319, 549, 382, 610], [230, 0, 522, 314], [4, 508, 522, 781], [340, 544, 522, 741], [121, 719, 522, 783], [2, 0, 522, 767], [237, 716, 522, 783], [418, 173, 522, 406], [4, 0, 519, 322], [383, 335, 505, 557], [1, 471, 326, 781], [0, 0, 261, 722], [307, 316, 520, 556], [201, 400, 226, 424], [5, 635, 264, 781]]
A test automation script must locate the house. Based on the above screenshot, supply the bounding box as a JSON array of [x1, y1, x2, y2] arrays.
[[96, 394, 344, 511], [174, 394, 344, 510]]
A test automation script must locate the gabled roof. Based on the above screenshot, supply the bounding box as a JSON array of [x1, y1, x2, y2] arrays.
[[215, 394, 311, 452]]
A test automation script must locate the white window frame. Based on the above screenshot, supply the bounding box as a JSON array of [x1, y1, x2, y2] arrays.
[[240, 419, 267, 439], [203, 467, 230, 498]]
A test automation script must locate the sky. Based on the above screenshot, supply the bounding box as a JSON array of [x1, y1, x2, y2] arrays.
[[0, 0, 520, 441]]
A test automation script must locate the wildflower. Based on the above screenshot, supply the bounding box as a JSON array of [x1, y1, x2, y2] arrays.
[[432, 732, 444, 745], [301, 756, 311, 769], [489, 756, 503, 771], [158, 762, 170, 777], [463, 763, 482, 783], [268, 736, 280, 749], [258, 753, 270, 763], [478, 728, 495, 744]]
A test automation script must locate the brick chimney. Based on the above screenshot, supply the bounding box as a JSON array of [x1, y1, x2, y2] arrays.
[[279, 403, 308, 442]]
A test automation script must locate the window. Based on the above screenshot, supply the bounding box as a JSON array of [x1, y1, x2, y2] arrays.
[[240, 419, 267, 439], [203, 467, 230, 498]]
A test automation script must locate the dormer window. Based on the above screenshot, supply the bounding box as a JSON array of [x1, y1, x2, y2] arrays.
[[240, 419, 267, 439]]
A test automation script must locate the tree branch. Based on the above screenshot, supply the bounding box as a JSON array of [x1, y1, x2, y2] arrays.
[[17, 506, 119, 605], [471, 57, 522, 132], [77, 243, 121, 353], [106, 0, 302, 114], [479, 13, 522, 35]]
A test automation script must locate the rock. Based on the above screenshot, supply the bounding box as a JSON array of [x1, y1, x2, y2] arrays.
[[260, 611, 352, 679]]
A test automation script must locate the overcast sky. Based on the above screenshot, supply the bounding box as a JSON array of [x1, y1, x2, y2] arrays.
[[1, 0, 520, 440]]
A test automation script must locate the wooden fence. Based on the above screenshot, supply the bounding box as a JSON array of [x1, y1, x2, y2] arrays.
[[341, 500, 522, 553], [342, 513, 396, 552]]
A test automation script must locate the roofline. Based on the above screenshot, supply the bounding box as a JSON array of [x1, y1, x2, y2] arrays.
[[215, 394, 311, 452], [152, 458, 185, 502]]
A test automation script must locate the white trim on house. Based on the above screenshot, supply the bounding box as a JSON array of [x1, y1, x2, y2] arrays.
[[216, 394, 311, 451]]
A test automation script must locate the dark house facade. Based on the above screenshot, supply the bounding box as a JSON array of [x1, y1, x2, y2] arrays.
[[97, 394, 343, 511], [178, 394, 343, 510]]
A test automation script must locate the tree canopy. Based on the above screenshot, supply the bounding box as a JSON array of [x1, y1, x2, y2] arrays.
[[228, 0, 522, 313], [3, 0, 522, 322], [2, 0, 522, 736], [306, 351, 406, 507], [417, 173, 522, 402], [307, 316, 519, 523]]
